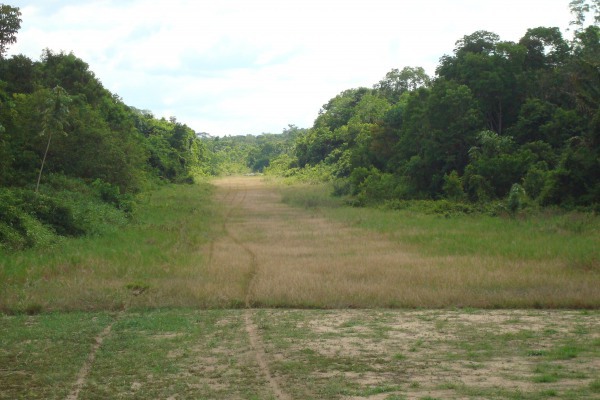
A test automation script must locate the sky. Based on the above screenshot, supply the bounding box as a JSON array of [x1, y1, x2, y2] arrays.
[[7, 0, 575, 136]]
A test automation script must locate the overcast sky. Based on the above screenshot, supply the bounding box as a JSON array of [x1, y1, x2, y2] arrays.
[[7, 0, 574, 136]]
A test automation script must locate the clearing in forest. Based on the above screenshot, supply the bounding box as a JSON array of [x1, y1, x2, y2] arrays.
[[210, 176, 599, 309], [1, 176, 599, 399]]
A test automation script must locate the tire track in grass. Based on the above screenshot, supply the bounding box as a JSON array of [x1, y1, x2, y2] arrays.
[[245, 310, 291, 400], [213, 178, 290, 400], [66, 184, 250, 400], [65, 318, 116, 400]]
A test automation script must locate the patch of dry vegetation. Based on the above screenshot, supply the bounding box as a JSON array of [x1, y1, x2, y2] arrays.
[[255, 309, 600, 399], [215, 177, 600, 309]]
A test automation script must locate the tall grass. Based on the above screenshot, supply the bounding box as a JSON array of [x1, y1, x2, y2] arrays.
[[327, 207, 599, 269]]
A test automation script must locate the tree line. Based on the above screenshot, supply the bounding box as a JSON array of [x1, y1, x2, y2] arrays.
[[1, 2, 598, 249], [258, 3, 599, 211], [0, 4, 210, 249]]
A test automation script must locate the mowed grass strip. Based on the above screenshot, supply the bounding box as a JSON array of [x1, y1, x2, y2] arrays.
[[0, 310, 274, 400], [2, 309, 598, 399], [0, 312, 116, 399]]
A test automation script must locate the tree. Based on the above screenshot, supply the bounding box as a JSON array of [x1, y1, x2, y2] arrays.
[[519, 27, 570, 69], [569, 0, 600, 34], [437, 31, 522, 134], [0, 4, 21, 58], [314, 87, 371, 131], [39, 50, 106, 106], [570, 26, 600, 116], [2, 53, 35, 93], [36, 86, 71, 192], [453, 30, 501, 56], [373, 67, 431, 103], [392, 81, 483, 196]]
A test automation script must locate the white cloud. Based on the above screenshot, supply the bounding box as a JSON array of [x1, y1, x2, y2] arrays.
[[7, 0, 573, 135]]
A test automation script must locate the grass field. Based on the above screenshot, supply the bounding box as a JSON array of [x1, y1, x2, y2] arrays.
[[1, 177, 599, 399], [0, 182, 227, 313], [277, 182, 600, 308], [1, 309, 599, 399]]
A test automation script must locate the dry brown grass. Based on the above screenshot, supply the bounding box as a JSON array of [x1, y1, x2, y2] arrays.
[[210, 176, 599, 309]]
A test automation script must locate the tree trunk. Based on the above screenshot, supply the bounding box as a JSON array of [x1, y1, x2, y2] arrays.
[[36, 131, 52, 193]]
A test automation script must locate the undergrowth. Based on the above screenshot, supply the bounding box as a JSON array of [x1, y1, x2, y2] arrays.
[[0, 174, 134, 251]]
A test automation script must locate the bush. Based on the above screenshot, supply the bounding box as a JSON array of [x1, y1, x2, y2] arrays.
[[0, 176, 130, 250], [443, 170, 466, 201], [354, 169, 405, 204], [0, 189, 56, 250], [382, 199, 476, 215], [18, 190, 84, 236], [523, 162, 549, 201], [507, 183, 527, 215], [332, 178, 352, 197], [91, 179, 136, 215]]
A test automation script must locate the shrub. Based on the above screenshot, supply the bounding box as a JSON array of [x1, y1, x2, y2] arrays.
[[381, 199, 476, 215], [332, 178, 352, 197], [0, 189, 56, 250], [0, 177, 130, 250], [443, 170, 466, 201], [356, 170, 405, 204], [18, 190, 84, 236], [523, 162, 549, 201]]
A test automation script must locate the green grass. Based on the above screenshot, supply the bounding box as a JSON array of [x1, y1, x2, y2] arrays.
[[326, 206, 599, 266], [0, 310, 275, 399], [0, 182, 221, 313], [0, 312, 116, 399], [278, 182, 599, 267], [24, 309, 586, 399]]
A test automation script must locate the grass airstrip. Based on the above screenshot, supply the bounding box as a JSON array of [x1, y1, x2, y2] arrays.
[[1, 177, 599, 399]]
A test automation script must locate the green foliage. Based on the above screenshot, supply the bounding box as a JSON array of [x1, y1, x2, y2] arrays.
[[201, 125, 307, 177], [0, 175, 131, 250], [0, 190, 55, 250], [0, 18, 217, 249], [443, 171, 466, 201], [273, 12, 599, 210], [0, 4, 21, 57], [373, 66, 431, 102], [522, 162, 549, 201], [569, 0, 600, 32]]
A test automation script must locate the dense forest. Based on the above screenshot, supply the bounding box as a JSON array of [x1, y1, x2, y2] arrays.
[[1, 1, 599, 250], [261, 6, 600, 212], [0, 4, 211, 249], [209, 2, 600, 214]]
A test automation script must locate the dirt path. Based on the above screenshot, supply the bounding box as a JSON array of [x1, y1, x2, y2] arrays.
[[208, 177, 291, 399], [65, 320, 116, 400]]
